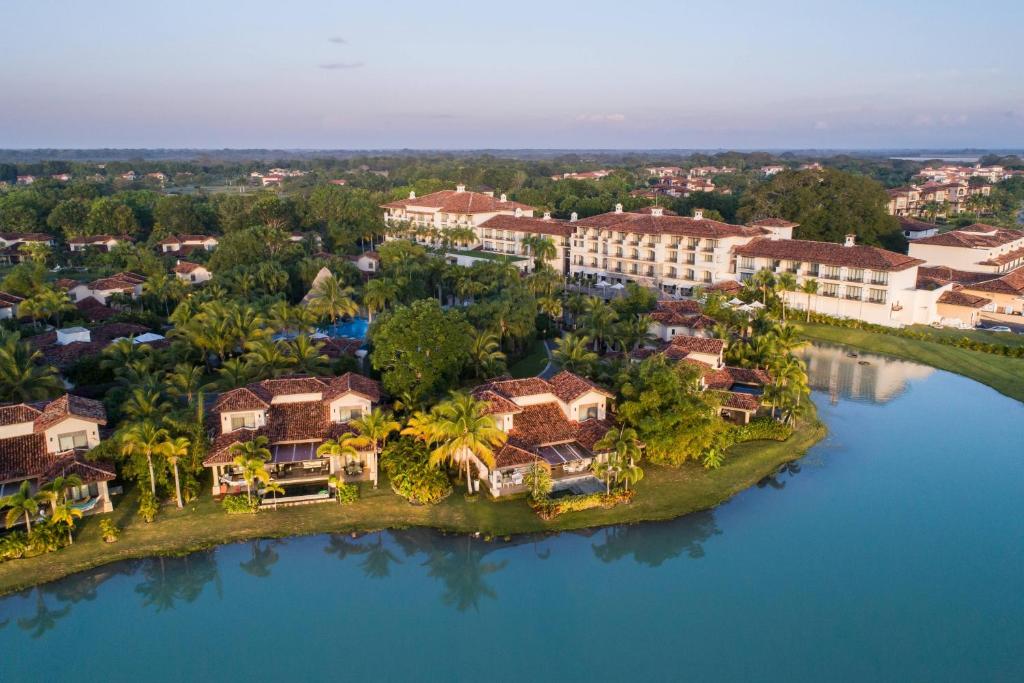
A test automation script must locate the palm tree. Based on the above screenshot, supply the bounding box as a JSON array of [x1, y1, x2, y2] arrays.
[[231, 435, 272, 463], [594, 425, 643, 482], [165, 363, 203, 407], [614, 315, 656, 352], [551, 333, 598, 375], [537, 296, 563, 327], [427, 392, 507, 494], [40, 474, 83, 512], [216, 358, 255, 390], [100, 337, 150, 375], [164, 436, 191, 509], [523, 235, 557, 270], [244, 339, 294, 379], [317, 435, 362, 475], [616, 459, 645, 492], [591, 454, 619, 495], [468, 331, 506, 379], [565, 292, 589, 330], [307, 274, 358, 326], [776, 272, 797, 322], [262, 480, 286, 509], [120, 421, 171, 496], [801, 279, 818, 322], [1, 481, 45, 532], [286, 335, 329, 375], [751, 268, 777, 306], [347, 409, 400, 488], [0, 331, 63, 402], [362, 278, 399, 322], [582, 301, 619, 352], [122, 386, 170, 423], [49, 502, 82, 544], [232, 453, 270, 507]]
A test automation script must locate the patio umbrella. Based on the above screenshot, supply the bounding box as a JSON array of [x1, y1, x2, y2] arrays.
[[749, 300, 765, 309], [727, 297, 745, 306], [737, 304, 754, 313], [610, 282, 626, 290], [594, 280, 610, 288]]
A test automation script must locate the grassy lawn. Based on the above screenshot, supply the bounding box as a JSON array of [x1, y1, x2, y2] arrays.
[[797, 322, 1024, 403], [447, 248, 529, 263], [0, 414, 824, 595], [903, 324, 1024, 348], [507, 338, 549, 377]]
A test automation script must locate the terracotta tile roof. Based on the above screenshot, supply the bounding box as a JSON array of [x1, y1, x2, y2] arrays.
[[204, 427, 267, 465], [0, 291, 24, 307], [53, 278, 79, 291], [706, 280, 742, 294], [212, 387, 270, 412], [173, 261, 204, 274], [381, 189, 534, 214], [86, 271, 146, 292], [897, 216, 939, 233], [475, 376, 554, 399], [471, 389, 523, 415], [266, 402, 328, 442], [0, 232, 53, 242], [912, 225, 1024, 248], [916, 266, 993, 289], [961, 267, 1024, 296], [33, 394, 108, 431], [724, 366, 772, 386], [74, 296, 117, 321], [937, 288, 991, 309], [632, 206, 678, 216], [0, 404, 43, 427], [28, 322, 151, 369], [320, 338, 363, 358], [720, 391, 760, 411], [494, 442, 541, 468], [574, 418, 614, 451], [748, 218, 799, 228], [734, 237, 924, 272], [979, 245, 1024, 267], [509, 403, 579, 448], [41, 453, 115, 484], [649, 300, 702, 325], [668, 335, 724, 356], [323, 372, 382, 402], [479, 215, 574, 238], [0, 433, 54, 483], [215, 373, 382, 411], [548, 370, 613, 402], [68, 234, 121, 245], [575, 210, 762, 239]]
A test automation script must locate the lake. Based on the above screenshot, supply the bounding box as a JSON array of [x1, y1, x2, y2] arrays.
[[2, 346, 1022, 682]]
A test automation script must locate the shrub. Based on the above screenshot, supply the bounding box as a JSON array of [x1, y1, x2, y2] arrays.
[[99, 519, 120, 543], [381, 438, 453, 505], [531, 490, 634, 520], [731, 418, 793, 444], [221, 494, 260, 514], [0, 531, 28, 562], [336, 483, 359, 505], [137, 490, 159, 523]]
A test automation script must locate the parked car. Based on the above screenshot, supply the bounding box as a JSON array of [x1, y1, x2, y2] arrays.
[[983, 325, 1012, 333]]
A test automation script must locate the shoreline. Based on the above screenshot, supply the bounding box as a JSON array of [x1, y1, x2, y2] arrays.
[[0, 412, 826, 596]]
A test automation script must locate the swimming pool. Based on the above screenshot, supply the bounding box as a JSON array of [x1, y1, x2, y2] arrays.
[[319, 317, 369, 340]]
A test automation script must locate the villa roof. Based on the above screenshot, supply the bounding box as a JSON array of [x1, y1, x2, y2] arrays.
[[472, 389, 523, 416], [478, 214, 574, 237], [494, 442, 541, 468], [748, 218, 799, 228], [961, 267, 1024, 296], [897, 216, 939, 233], [734, 237, 924, 271], [266, 402, 328, 442], [85, 271, 146, 292], [911, 225, 1024, 249], [937, 288, 992, 309], [381, 189, 534, 214], [668, 335, 724, 356], [0, 404, 42, 427], [41, 453, 116, 484], [0, 433, 56, 484], [706, 280, 743, 294], [649, 300, 702, 325], [575, 210, 763, 239], [74, 296, 117, 321], [173, 261, 205, 274], [33, 394, 108, 431], [720, 391, 760, 412], [548, 371, 613, 402], [204, 428, 267, 465], [0, 291, 23, 307], [0, 232, 52, 242], [509, 403, 579, 448]]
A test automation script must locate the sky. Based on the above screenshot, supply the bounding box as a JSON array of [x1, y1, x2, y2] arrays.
[[2, 0, 1023, 149]]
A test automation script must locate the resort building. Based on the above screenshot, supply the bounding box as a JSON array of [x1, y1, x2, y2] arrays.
[[761, 165, 785, 176], [347, 251, 380, 274], [919, 266, 1024, 318], [382, 185, 535, 233], [68, 235, 128, 253], [897, 217, 940, 241], [173, 261, 212, 284], [568, 206, 791, 296], [471, 371, 616, 498], [908, 225, 1024, 275], [0, 291, 23, 319], [733, 234, 943, 327], [476, 213, 574, 274], [551, 170, 613, 181], [646, 166, 683, 177], [157, 234, 219, 256], [886, 182, 991, 217], [202, 374, 383, 503], [647, 300, 717, 341], [0, 394, 115, 517], [68, 272, 146, 305], [0, 232, 54, 264]]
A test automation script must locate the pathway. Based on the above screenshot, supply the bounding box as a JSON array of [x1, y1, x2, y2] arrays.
[[538, 339, 557, 378]]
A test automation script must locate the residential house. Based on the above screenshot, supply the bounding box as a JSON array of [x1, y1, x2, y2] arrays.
[[157, 234, 219, 256], [173, 261, 212, 284], [897, 217, 940, 241], [68, 272, 146, 304], [646, 166, 683, 177], [908, 225, 1024, 275], [0, 291, 24, 319], [918, 265, 1024, 318], [29, 322, 151, 369], [202, 374, 383, 504], [470, 371, 616, 498], [702, 366, 772, 424], [647, 300, 717, 341], [761, 165, 785, 176], [476, 212, 574, 274], [0, 394, 115, 516], [347, 251, 380, 274], [551, 170, 612, 181], [68, 235, 128, 253], [0, 232, 54, 264]]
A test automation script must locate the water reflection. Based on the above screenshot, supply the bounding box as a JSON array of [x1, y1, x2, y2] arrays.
[[424, 537, 508, 612], [592, 511, 721, 566], [800, 342, 933, 404], [135, 552, 221, 612], [239, 540, 281, 578]]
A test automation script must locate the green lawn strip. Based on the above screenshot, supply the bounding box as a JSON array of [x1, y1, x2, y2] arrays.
[[507, 339, 549, 378], [796, 322, 1024, 403], [0, 413, 824, 596], [902, 324, 1024, 348]]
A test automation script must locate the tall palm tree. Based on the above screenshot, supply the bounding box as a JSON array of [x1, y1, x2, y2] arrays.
[[0, 331, 63, 402], [551, 333, 598, 375], [120, 421, 171, 496], [216, 358, 255, 390], [590, 454, 619, 495], [165, 363, 203, 407], [1, 481, 45, 532], [49, 502, 83, 544], [537, 296, 563, 326], [594, 425, 643, 470], [801, 279, 819, 322], [776, 272, 797, 322], [231, 435, 272, 463], [307, 275, 358, 326], [244, 339, 294, 379], [122, 386, 170, 423], [347, 409, 400, 488], [427, 392, 507, 494], [232, 454, 270, 506], [751, 268, 777, 306], [164, 436, 191, 509], [362, 278, 399, 322], [286, 335, 329, 375], [40, 474, 83, 512], [582, 302, 619, 352], [468, 331, 507, 379]]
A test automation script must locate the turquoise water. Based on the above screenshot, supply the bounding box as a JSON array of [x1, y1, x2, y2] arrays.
[[2, 347, 1023, 681], [319, 317, 369, 339]]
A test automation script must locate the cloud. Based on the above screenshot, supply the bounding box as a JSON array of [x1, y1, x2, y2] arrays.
[[318, 62, 365, 70], [814, 120, 830, 130], [575, 113, 626, 124], [327, 36, 347, 44]]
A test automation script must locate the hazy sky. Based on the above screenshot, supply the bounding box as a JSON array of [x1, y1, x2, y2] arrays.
[[3, 0, 1023, 149]]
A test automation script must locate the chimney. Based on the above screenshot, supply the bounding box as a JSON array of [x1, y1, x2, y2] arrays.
[[844, 234, 856, 247], [543, 211, 551, 220], [456, 184, 466, 193], [515, 207, 523, 218], [615, 203, 623, 214], [499, 193, 507, 202], [650, 207, 663, 217], [693, 208, 704, 220], [570, 212, 578, 222], [408, 190, 416, 199]]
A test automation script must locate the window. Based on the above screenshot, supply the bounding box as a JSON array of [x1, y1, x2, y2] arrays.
[[847, 268, 864, 282], [821, 266, 841, 280], [740, 257, 756, 270], [870, 272, 889, 286], [702, 253, 713, 263], [342, 408, 364, 421], [821, 283, 839, 297], [868, 289, 887, 304], [845, 286, 863, 300], [230, 414, 256, 430], [57, 431, 88, 451], [685, 269, 695, 280], [580, 404, 599, 420]]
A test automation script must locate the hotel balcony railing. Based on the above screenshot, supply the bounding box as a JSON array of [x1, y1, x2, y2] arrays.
[[845, 276, 863, 283], [845, 294, 862, 301], [821, 291, 839, 298], [868, 298, 887, 305], [869, 279, 888, 286]]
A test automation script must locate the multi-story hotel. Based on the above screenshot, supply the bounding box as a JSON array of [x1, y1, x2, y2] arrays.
[[886, 181, 991, 217]]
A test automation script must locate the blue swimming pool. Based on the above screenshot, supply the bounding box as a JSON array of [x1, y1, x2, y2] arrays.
[[319, 317, 369, 340]]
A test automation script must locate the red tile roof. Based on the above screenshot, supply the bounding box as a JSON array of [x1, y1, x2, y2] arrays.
[[33, 394, 108, 431], [548, 371, 613, 402], [668, 335, 725, 356], [173, 261, 205, 274], [478, 214, 574, 237], [381, 189, 534, 214], [937, 288, 991, 309], [912, 225, 1024, 248], [0, 291, 23, 307], [734, 237, 924, 272], [0, 433, 55, 484], [575, 210, 763, 239], [897, 216, 939, 233], [509, 403, 579, 448], [748, 218, 799, 228]]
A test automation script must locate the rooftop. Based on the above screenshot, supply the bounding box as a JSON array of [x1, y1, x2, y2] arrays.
[[735, 237, 924, 272], [381, 188, 534, 214]]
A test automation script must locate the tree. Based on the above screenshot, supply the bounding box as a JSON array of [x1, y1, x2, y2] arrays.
[[120, 422, 171, 496], [306, 274, 358, 325], [425, 392, 507, 494], [232, 453, 270, 507], [751, 268, 776, 306], [776, 272, 797, 322], [362, 278, 399, 322], [468, 331, 506, 379], [49, 502, 83, 544], [591, 453, 620, 495], [1, 481, 45, 532], [40, 474, 83, 513], [801, 279, 818, 322], [551, 333, 598, 375], [348, 409, 400, 488], [164, 436, 191, 509], [0, 331, 63, 402], [522, 235, 557, 270], [371, 299, 474, 406], [522, 461, 553, 501], [285, 335, 330, 375], [582, 300, 619, 352]]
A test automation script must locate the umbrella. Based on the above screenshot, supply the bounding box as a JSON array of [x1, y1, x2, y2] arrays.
[[737, 304, 754, 313], [594, 280, 610, 288], [749, 301, 765, 309], [610, 282, 626, 290], [727, 297, 745, 306]]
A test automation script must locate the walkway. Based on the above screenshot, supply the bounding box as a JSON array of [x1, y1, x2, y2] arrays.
[[538, 339, 557, 379]]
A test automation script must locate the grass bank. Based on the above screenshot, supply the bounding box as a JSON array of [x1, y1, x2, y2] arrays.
[[796, 322, 1024, 403], [0, 412, 824, 595]]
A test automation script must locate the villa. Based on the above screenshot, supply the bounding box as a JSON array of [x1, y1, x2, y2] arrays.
[[68, 234, 129, 253], [702, 365, 772, 424], [471, 371, 616, 498], [68, 271, 146, 305], [908, 225, 1024, 275], [157, 234, 219, 256], [0, 232, 54, 264], [647, 300, 717, 341], [0, 291, 24, 319], [202, 374, 383, 504], [0, 394, 115, 517], [173, 261, 212, 284], [897, 217, 940, 241]]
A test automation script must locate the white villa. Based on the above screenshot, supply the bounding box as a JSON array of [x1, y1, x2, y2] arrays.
[[0, 395, 115, 517]]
